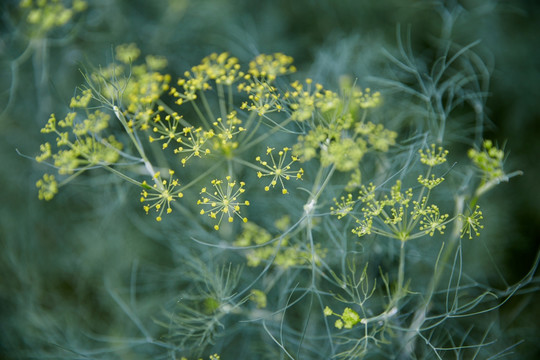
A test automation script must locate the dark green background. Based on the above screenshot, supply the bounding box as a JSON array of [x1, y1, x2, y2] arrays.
[[1, 0, 539, 358]]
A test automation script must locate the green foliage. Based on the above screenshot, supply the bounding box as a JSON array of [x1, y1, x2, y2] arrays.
[[2, 1, 539, 359], [31, 42, 526, 358]]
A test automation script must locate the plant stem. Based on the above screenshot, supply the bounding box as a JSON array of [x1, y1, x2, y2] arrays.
[[113, 106, 162, 189], [398, 194, 465, 359]]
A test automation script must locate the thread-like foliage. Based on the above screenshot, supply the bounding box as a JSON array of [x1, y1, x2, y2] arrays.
[[2, 1, 538, 359]]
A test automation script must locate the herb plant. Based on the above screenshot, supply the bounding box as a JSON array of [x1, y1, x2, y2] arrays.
[[33, 42, 528, 358], [2, 0, 538, 359]]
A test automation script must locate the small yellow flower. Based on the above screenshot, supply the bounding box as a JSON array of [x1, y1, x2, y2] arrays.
[[174, 126, 213, 165], [419, 144, 449, 167], [212, 111, 245, 145], [248, 53, 296, 82], [149, 112, 183, 150], [460, 205, 484, 239], [250, 289, 267, 309], [342, 307, 361, 329], [69, 89, 93, 108], [419, 205, 449, 236], [36, 142, 52, 162], [417, 174, 445, 189], [468, 140, 505, 182], [352, 218, 373, 237], [353, 87, 381, 109], [255, 147, 303, 194], [197, 176, 249, 230], [115, 43, 141, 64], [330, 194, 354, 219], [140, 170, 183, 221], [323, 306, 333, 317], [202, 52, 244, 85], [36, 174, 58, 201]]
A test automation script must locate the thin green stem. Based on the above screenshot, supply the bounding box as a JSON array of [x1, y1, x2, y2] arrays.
[[103, 165, 144, 187], [397, 241, 406, 302], [238, 111, 261, 145], [217, 83, 227, 119], [113, 106, 161, 189], [241, 117, 294, 152], [190, 101, 211, 129], [57, 165, 93, 187], [231, 157, 266, 172], [399, 194, 465, 358], [200, 90, 216, 122], [1, 39, 38, 119], [228, 84, 234, 112]]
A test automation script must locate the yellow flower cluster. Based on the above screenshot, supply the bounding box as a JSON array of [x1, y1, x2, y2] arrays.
[[211, 111, 246, 157], [460, 205, 484, 239], [248, 53, 296, 82], [468, 140, 505, 182], [37, 108, 122, 176], [285, 79, 342, 122], [239, 81, 283, 116], [255, 147, 303, 194], [172, 52, 245, 105], [324, 306, 362, 329], [21, 0, 87, 36], [88, 44, 170, 130], [197, 176, 250, 230], [419, 143, 449, 167], [140, 170, 184, 222], [234, 217, 326, 269], [36, 174, 58, 201], [332, 145, 455, 242], [293, 119, 396, 173], [36, 49, 397, 232]]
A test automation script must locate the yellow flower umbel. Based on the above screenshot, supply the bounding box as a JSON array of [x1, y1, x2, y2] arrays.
[[233, 217, 327, 269], [419, 143, 449, 167], [174, 126, 213, 166], [323, 306, 361, 330], [468, 140, 504, 181], [460, 205, 484, 239], [468, 139, 519, 198], [249, 289, 267, 309], [210, 111, 245, 158], [333, 166, 452, 242], [248, 53, 296, 82], [21, 0, 87, 37], [285, 79, 318, 122], [115, 43, 141, 64], [86, 43, 170, 130], [149, 112, 184, 150], [255, 147, 304, 194], [419, 204, 449, 236], [36, 174, 58, 201], [330, 193, 355, 219], [197, 176, 249, 230], [239, 81, 283, 117], [352, 87, 381, 109], [37, 109, 123, 175], [203, 52, 244, 85], [140, 170, 184, 222]]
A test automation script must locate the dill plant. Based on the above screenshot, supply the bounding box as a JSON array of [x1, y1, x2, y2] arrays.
[[23, 3, 538, 360], [32, 41, 531, 359], [1, 0, 88, 120]]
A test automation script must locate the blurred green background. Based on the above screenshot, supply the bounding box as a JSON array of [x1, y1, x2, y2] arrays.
[[1, 0, 539, 358]]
